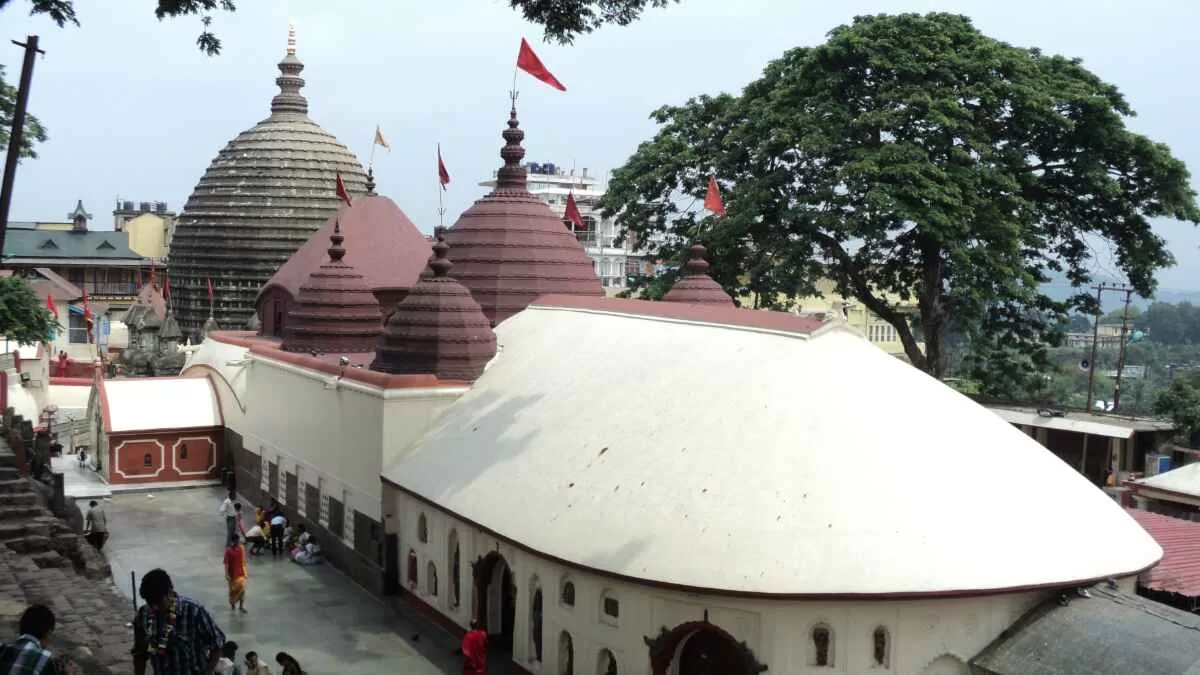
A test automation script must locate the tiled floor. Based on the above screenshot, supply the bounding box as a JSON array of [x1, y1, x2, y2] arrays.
[[85, 486, 475, 675]]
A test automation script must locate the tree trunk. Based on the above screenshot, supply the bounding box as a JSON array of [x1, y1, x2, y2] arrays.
[[917, 243, 947, 379]]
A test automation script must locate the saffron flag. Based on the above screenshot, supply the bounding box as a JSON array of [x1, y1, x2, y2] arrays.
[[704, 175, 726, 216], [207, 277, 214, 305], [517, 38, 566, 91], [438, 144, 450, 190], [45, 293, 58, 319], [336, 172, 352, 206], [374, 126, 391, 151], [564, 191, 584, 229]]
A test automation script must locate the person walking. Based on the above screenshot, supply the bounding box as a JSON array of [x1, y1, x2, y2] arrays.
[[218, 491, 237, 544], [268, 513, 286, 559], [224, 538, 248, 614], [0, 604, 77, 674], [461, 619, 487, 675], [132, 569, 226, 675], [83, 500, 108, 551]]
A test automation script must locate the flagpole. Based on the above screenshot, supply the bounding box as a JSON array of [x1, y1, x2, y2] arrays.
[[437, 144, 446, 230], [368, 127, 378, 172]]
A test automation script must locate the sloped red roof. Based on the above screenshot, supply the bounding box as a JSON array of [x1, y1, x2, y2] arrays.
[[258, 194, 432, 305], [1127, 508, 1200, 597]]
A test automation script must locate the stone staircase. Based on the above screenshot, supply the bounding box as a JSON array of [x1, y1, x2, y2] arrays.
[[0, 466, 104, 576]]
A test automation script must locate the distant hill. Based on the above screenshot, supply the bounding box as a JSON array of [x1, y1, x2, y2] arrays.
[[1040, 276, 1200, 313]]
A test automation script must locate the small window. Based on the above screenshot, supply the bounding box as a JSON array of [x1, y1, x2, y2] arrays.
[[406, 550, 418, 588], [597, 649, 618, 675], [448, 529, 461, 608], [561, 579, 575, 607], [143, 453, 152, 467], [601, 590, 619, 622], [811, 624, 833, 667], [426, 561, 438, 596], [531, 582, 544, 662], [418, 513, 428, 543], [872, 626, 889, 667], [558, 631, 574, 675], [179, 444, 188, 460]]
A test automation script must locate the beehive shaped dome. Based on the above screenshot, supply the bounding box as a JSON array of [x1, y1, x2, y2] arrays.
[[168, 26, 368, 338], [441, 107, 601, 326], [281, 221, 381, 354], [371, 238, 496, 380], [663, 244, 734, 306]]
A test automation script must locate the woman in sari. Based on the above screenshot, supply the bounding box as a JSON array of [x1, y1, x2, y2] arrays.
[[461, 619, 487, 675], [224, 536, 248, 613]]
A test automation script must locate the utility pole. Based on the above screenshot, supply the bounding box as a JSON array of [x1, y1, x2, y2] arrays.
[[1112, 287, 1135, 412], [1085, 283, 1133, 411], [0, 36, 44, 262]]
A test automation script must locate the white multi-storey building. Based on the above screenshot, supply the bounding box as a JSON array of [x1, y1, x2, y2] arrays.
[[483, 162, 645, 290]]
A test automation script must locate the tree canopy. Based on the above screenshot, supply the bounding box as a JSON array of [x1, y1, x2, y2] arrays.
[[601, 12, 1200, 384], [0, 276, 56, 346]]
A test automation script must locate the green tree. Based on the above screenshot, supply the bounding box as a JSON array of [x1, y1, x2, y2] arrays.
[[1155, 372, 1200, 442], [0, 65, 46, 161], [0, 276, 55, 346], [601, 12, 1200, 383]]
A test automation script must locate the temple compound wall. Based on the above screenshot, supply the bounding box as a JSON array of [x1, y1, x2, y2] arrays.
[[230, 350, 464, 595], [382, 484, 1136, 675]]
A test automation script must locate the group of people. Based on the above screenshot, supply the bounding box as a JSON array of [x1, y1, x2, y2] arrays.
[[220, 491, 323, 564], [133, 568, 308, 675]]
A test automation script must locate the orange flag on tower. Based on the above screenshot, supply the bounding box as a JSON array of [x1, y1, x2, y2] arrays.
[[336, 172, 352, 206], [704, 175, 726, 216], [517, 38, 566, 91], [564, 191, 584, 229], [438, 145, 450, 190], [81, 289, 94, 344]]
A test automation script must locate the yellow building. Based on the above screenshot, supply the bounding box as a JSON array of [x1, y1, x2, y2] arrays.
[[747, 278, 925, 360], [122, 213, 173, 261]]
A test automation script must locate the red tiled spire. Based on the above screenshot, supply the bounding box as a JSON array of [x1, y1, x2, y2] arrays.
[[282, 221, 382, 354], [371, 237, 497, 381], [440, 107, 601, 326], [663, 244, 734, 306]]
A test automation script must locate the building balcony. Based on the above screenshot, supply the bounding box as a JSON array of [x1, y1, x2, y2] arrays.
[[85, 282, 139, 296]]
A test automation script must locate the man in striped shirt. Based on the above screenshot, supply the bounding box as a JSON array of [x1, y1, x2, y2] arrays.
[[0, 604, 74, 675], [132, 569, 225, 675]]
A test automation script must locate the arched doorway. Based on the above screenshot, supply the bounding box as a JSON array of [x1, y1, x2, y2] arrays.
[[644, 622, 766, 675], [474, 552, 516, 652]]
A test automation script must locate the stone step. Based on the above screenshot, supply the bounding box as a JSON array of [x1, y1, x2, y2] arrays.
[[28, 550, 72, 569], [0, 505, 46, 521], [0, 479, 28, 493], [6, 534, 51, 554], [0, 492, 37, 507]]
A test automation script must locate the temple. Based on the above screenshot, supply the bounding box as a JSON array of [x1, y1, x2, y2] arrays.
[[105, 99, 1170, 674], [167, 26, 369, 337]]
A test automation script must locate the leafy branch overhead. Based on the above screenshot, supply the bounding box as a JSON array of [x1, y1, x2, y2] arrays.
[[601, 12, 1200, 389], [0, 276, 57, 347]]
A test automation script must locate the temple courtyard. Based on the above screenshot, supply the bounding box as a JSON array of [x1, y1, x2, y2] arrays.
[[79, 486, 474, 675]]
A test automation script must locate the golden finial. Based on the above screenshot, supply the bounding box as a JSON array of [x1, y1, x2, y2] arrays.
[[287, 22, 296, 55]]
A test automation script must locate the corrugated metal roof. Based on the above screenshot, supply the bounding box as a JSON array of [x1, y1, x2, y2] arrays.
[[987, 405, 1174, 438], [971, 584, 1200, 675], [1127, 509, 1200, 598]]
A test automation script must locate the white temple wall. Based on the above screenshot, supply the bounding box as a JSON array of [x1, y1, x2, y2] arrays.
[[384, 485, 1062, 675]]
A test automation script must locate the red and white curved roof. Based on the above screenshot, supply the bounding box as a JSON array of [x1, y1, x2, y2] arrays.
[[383, 296, 1161, 596]]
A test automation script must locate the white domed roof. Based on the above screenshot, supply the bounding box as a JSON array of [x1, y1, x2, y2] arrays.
[[383, 296, 1162, 596]]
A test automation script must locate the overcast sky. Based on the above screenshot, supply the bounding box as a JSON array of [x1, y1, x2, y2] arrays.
[[3, 0, 1199, 290]]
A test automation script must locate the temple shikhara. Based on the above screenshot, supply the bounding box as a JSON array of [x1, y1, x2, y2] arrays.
[[5, 26, 1197, 675]]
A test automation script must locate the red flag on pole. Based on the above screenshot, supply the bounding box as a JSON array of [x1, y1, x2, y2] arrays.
[[704, 175, 726, 216], [206, 277, 214, 305], [45, 293, 58, 319], [335, 172, 352, 206], [438, 145, 450, 190], [517, 38, 567, 91], [564, 191, 584, 229]]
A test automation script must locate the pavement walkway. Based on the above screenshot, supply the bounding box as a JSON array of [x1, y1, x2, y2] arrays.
[[86, 486, 474, 675]]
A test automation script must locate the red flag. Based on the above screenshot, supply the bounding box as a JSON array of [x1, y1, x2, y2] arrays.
[[517, 38, 566, 92], [564, 191, 584, 229], [164, 274, 171, 300], [704, 175, 726, 216], [437, 144, 450, 190], [207, 277, 214, 305], [45, 293, 58, 319], [335, 172, 352, 206]]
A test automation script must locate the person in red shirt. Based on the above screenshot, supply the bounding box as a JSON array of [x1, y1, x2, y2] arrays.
[[461, 620, 487, 675], [223, 537, 248, 613]]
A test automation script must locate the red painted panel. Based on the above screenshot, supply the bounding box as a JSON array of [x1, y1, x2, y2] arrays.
[[108, 428, 222, 484]]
